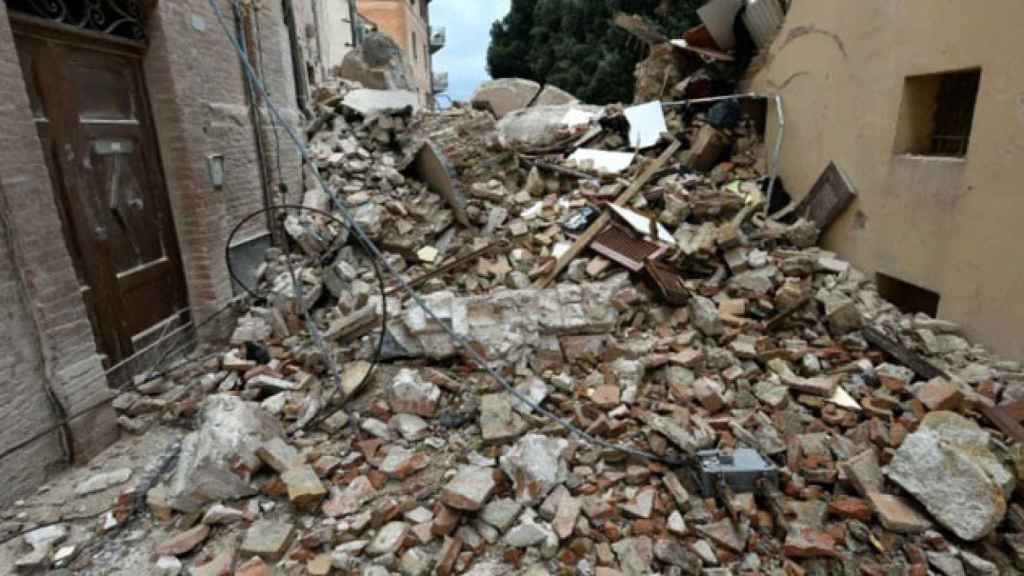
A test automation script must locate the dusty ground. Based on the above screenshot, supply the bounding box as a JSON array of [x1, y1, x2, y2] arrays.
[[0, 426, 182, 574]]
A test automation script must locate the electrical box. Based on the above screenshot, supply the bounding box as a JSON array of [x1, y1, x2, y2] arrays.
[[207, 154, 225, 189], [694, 448, 778, 496]]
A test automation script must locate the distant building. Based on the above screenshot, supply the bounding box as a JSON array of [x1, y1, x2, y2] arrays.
[[357, 0, 445, 105], [295, 0, 362, 84]]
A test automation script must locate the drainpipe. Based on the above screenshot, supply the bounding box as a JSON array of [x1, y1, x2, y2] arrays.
[[281, 0, 312, 119], [232, 0, 281, 246], [347, 0, 358, 48], [311, 0, 325, 80]]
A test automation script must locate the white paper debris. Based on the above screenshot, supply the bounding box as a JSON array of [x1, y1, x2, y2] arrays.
[[561, 108, 597, 128], [552, 242, 572, 259], [827, 385, 862, 411], [521, 202, 544, 220], [567, 149, 636, 174], [624, 101, 668, 149], [607, 204, 677, 246]]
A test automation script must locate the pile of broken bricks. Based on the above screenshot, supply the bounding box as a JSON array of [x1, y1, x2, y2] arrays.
[[7, 79, 1024, 576]]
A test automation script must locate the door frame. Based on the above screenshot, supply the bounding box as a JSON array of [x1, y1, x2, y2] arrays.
[[10, 12, 190, 367]]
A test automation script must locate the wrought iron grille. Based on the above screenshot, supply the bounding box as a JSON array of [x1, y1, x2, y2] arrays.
[[6, 0, 146, 40]]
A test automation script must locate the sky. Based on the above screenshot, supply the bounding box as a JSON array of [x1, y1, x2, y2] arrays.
[[430, 0, 512, 104]]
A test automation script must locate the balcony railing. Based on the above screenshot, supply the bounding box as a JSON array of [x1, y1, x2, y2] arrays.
[[429, 26, 446, 53], [432, 72, 449, 94]]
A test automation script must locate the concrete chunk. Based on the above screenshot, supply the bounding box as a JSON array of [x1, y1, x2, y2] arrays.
[[75, 468, 133, 496], [867, 492, 931, 534], [442, 466, 497, 511], [481, 498, 523, 531], [241, 520, 294, 562], [256, 437, 302, 473], [367, 521, 409, 556], [342, 88, 420, 116], [153, 524, 210, 557], [389, 369, 441, 417], [164, 395, 284, 512], [282, 465, 327, 509], [612, 536, 654, 576], [471, 78, 541, 119], [323, 475, 377, 517], [480, 393, 527, 443], [689, 296, 723, 337], [888, 411, 1008, 540], [500, 434, 570, 504]]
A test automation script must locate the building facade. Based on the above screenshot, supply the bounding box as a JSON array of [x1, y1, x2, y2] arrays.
[[0, 0, 309, 502], [750, 0, 1024, 359], [296, 0, 361, 85], [357, 0, 444, 105]]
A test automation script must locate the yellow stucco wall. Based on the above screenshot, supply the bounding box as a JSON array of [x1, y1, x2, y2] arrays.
[[749, 0, 1024, 360]]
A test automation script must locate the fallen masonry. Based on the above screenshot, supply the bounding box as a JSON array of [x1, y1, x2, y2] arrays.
[[7, 75, 1024, 576]]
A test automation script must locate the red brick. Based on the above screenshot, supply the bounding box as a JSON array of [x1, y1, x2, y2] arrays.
[[828, 497, 873, 522]]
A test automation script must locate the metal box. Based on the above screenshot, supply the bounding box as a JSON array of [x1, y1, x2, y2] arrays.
[[694, 448, 778, 496]]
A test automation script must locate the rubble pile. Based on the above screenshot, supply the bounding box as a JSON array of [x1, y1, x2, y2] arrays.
[[8, 78, 1024, 576]]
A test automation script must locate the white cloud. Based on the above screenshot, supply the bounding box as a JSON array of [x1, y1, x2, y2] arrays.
[[430, 0, 512, 102]]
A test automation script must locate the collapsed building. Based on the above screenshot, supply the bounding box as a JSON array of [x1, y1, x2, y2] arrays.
[[3, 1, 1024, 576]]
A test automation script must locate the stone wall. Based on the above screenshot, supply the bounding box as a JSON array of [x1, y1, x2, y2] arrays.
[[145, 0, 305, 327]]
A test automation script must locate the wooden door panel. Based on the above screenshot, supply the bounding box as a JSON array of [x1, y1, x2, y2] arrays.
[[15, 40, 47, 120], [64, 45, 187, 358], [64, 50, 138, 123], [78, 131, 165, 273], [14, 31, 111, 357], [120, 261, 180, 334], [12, 21, 189, 365]]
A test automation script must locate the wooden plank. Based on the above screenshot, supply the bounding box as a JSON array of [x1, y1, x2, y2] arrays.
[[533, 139, 681, 288], [612, 12, 668, 45], [385, 240, 510, 296], [862, 326, 946, 381], [796, 162, 857, 232], [983, 402, 1024, 443], [764, 295, 811, 331]]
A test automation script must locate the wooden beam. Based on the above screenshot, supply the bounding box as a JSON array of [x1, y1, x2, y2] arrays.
[[764, 295, 812, 332], [533, 140, 681, 289], [862, 326, 946, 381], [385, 240, 511, 296]]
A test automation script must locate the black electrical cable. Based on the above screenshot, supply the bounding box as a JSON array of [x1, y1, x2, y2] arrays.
[[206, 0, 691, 469], [146, 296, 245, 378], [224, 204, 387, 419]]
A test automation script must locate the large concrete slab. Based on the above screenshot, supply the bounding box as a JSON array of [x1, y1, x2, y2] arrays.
[[412, 139, 469, 226], [496, 104, 602, 152], [471, 78, 541, 119], [342, 89, 420, 116]]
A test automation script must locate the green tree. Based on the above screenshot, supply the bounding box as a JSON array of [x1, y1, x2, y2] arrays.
[[487, 0, 704, 104]]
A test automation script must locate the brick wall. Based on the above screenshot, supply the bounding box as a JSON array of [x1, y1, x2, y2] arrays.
[[145, 0, 306, 328], [0, 2, 117, 503], [0, 0, 309, 503]]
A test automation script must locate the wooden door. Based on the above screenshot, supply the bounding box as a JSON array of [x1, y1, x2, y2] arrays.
[[13, 18, 188, 366]]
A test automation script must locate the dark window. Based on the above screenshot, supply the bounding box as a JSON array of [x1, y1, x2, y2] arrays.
[[412, 31, 418, 61], [894, 69, 981, 158], [877, 273, 941, 317], [5, 0, 146, 40]]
